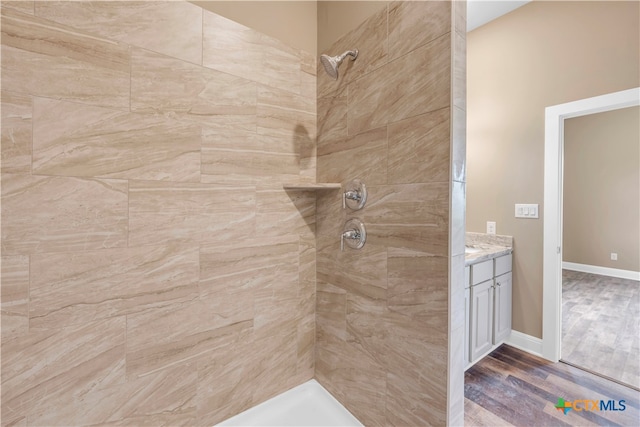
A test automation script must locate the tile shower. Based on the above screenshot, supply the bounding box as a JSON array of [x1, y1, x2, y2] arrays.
[[315, 2, 467, 425], [0, 1, 466, 426]]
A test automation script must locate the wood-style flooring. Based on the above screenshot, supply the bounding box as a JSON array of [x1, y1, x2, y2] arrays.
[[464, 345, 640, 426], [562, 269, 639, 389]]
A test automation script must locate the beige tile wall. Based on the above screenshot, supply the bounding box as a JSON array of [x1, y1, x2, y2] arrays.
[[1, 2, 316, 425], [315, 1, 466, 425]]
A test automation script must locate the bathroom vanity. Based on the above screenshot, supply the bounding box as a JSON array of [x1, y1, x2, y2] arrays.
[[464, 233, 513, 370]]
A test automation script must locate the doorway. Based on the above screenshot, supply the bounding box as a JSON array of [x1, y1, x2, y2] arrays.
[[541, 87, 640, 373], [560, 106, 640, 389]]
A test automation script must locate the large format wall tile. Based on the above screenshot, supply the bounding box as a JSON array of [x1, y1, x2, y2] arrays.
[[35, 1, 203, 65], [1, 174, 128, 255], [317, 6, 388, 98], [346, 293, 387, 367], [1, 9, 130, 110], [296, 285, 316, 382], [29, 244, 199, 330], [315, 3, 458, 425], [126, 299, 253, 378], [0, 255, 29, 339], [363, 183, 449, 255], [131, 48, 257, 125], [29, 362, 198, 427], [201, 236, 301, 340], [201, 88, 314, 185], [201, 124, 264, 185], [196, 332, 256, 425], [318, 241, 388, 301], [254, 135, 305, 185], [1, 91, 31, 174], [315, 332, 387, 427], [199, 238, 299, 334], [387, 248, 448, 316], [317, 88, 348, 146], [1, 1, 34, 15], [1, 2, 322, 425], [317, 126, 388, 185], [253, 263, 300, 335], [203, 10, 301, 95], [251, 324, 301, 409], [128, 181, 256, 247], [388, 107, 450, 184], [348, 33, 451, 135], [1, 317, 126, 424], [388, 0, 451, 60], [256, 187, 315, 239], [257, 84, 315, 140], [32, 97, 201, 181], [316, 281, 347, 342]]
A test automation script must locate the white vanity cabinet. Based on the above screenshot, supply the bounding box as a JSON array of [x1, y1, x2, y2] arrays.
[[493, 254, 513, 344], [465, 253, 513, 369], [468, 259, 494, 363], [464, 267, 471, 366]]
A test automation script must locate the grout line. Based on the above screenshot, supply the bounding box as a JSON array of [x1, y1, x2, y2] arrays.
[[126, 179, 130, 248], [30, 94, 34, 177], [201, 6, 204, 66], [124, 314, 128, 376], [27, 254, 31, 334], [128, 44, 132, 113], [385, 124, 389, 185]]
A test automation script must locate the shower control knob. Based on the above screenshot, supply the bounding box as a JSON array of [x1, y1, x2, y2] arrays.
[[342, 179, 367, 210], [340, 219, 366, 251]]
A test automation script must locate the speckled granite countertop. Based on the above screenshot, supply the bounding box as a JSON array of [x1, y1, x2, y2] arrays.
[[465, 232, 513, 266]]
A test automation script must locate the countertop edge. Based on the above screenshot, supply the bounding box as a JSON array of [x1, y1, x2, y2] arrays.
[[465, 247, 513, 266]]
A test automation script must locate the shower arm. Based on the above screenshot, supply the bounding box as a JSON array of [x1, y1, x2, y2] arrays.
[[337, 50, 358, 63]]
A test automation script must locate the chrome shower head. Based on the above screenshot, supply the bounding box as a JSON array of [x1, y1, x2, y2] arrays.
[[320, 49, 358, 80]]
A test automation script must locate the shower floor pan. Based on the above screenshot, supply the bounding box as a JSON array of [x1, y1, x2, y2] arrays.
[[217, 379, 363, 426]]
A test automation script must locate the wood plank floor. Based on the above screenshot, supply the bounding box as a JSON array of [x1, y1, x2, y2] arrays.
[[562, 269, 639, 389], [465, 345, 640, 426]]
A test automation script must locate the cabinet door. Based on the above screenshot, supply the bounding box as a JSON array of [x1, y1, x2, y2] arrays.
[[470, 279, 494, 362], [493, 272, 512, 344], [464, 286, 471, 366]]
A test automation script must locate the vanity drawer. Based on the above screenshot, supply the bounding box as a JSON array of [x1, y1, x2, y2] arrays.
[[471, 259, 493, 286], [495, 254, 512, 276]]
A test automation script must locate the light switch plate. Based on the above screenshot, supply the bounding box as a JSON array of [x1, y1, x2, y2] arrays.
[[515, 204, 539, 219]]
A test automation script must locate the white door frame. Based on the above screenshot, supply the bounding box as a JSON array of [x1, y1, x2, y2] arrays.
[[542, 87, 640, 362]]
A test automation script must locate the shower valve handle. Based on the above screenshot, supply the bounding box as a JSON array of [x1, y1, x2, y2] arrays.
[[340, 229, 360, 251], [342, 180, 367, 210], [342, 190, 361, 209], [340, 219, 366, 251]]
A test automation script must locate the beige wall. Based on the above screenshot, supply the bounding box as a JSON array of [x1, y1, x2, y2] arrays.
[[467, 1, 639, 338], [191, 1, 389, 58], [1, 2, 316, 425], [563, 106, 640, 272], [192, 1, 317, 55], [315, 1, 466, 425], [317, 1, 388, 54], [191, 1, 389, 57]]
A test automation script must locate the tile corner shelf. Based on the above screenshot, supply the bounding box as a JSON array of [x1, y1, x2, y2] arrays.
[[282, 183, 342, 191]]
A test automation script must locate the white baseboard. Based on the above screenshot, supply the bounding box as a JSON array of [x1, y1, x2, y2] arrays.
[[506, 330, 543, 358], [562, 262, 640, 281]]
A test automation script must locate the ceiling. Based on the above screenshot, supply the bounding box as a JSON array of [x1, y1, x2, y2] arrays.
[[467, 0, 532, 32]]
